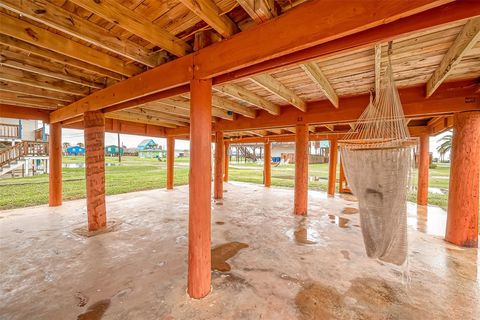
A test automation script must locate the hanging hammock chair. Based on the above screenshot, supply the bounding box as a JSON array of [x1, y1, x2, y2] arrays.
[[338, 45, 416, 266]]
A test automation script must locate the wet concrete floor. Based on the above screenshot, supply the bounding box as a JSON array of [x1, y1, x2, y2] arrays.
[[0, 182, 478, 319]]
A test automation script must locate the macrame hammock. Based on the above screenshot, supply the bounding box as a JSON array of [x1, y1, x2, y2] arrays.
[[339, 45, 415, 266]]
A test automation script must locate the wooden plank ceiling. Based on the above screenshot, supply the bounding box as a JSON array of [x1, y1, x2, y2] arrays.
[[0, 0, 479, 138]]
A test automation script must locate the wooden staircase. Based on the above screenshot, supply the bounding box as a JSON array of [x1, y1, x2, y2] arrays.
[[0, 141, 49, 176]]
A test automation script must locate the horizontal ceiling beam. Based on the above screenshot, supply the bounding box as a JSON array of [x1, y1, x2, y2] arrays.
[[250, 74, 306, 111], [300, 62, 338, 108], [426, 17, 480, 97], [0, 104, 51, 122], [0, 12, 141, 77], [179, 0, 239, 38], [69, 0, 191, 57], [49, 0, 480, 123], [214, 84, 280, 115], [0, 0, 163, 67], [212, 81, 479, 132]]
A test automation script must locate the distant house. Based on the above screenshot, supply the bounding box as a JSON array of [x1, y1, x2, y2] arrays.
[[105, 145, 124, 156], [66, 146, 85, 156], [137, 139, 158, 151], [0, 118, 49, 177]]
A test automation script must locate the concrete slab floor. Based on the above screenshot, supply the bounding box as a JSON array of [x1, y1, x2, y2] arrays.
[[0, 182, 478, 320]]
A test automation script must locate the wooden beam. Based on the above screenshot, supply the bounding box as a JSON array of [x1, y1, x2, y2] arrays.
[[0, 0, 163, 67], [0, 104, 50, 122], [0, 66, 90, 96], [0, 91, 62, 109], [119, 109, 189, 126], [426, 17, 480, 97], [0, 49, 104, 89], [196, 0, 453, 78], [211, 95, 256, 118], [214, 1, 479, 83], [324, 124, 335, 131], [0, 12, 141, 77], [301, 62, 338, 108], [134, 107, 190, 123], [0, 82, 75, 103], [0, 34, 122, 80], [236, 0, 276, 24], [49, 0, 479, 122], [70, 0, 191, 57], [179, 0, 238, 38], [106, 111, 181, 128], [49, 122, 62, 206], [143, 103, 191, 118], [214, 81, 480, 132], [163, 96, 234, 120], [375, 43, 382, 97], [50, 57, 194, 123], [250, 74, 306, 111], [214, 84, 280, 115]]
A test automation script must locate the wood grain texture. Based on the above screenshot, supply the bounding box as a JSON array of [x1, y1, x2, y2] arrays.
[[48, 122, 62, 207], [294, 123, 309, 215], [84, 110, 107, 232]]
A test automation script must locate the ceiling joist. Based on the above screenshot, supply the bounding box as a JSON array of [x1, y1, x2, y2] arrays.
[[236, 0, 276, 24], [0, 0, 163, 67], [0, 13, 140, 77], [301, 62, 339, 108], [69, 0, 191, 57], [426, 17, 480, 97], [179, 0, 238, 38], [211, 95, 256, 118], [250, 74, 306, 112], [0, 34, 122, 81], [215, 84, 280, 115]]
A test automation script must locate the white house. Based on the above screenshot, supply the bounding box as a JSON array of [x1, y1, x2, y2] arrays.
[[0, 118, 49, 177]]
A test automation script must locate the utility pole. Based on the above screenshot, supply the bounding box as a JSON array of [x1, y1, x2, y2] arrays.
[[117, 133, 121, 163]]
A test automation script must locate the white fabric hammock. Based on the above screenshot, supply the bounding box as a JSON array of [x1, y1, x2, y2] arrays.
[[339, 50, 415, 265]]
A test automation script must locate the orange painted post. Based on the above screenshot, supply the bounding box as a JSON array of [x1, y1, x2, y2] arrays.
[[48, 122, 62, 206], [84, 111, 107, 232], [167, 137, 175, 189], [417, 133, 429, 205], [224, 142, 229, 182], [294, 124, 309, 215], [187, 78, 212, 299], [328, 138, 338, 196], [214, 131, 224, 199], [446, 111, 480, 247], [264, 141, 271, 187]]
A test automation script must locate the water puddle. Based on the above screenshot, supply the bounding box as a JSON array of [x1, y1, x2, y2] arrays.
[[77, 299, 111, 320], [342, 207, 359, 215], [328, 215, 350, 228], [407, 205, 446, 236], [341, 250, 350, 260], [340, 193, 358, 202], [215, 221, 225, 225], [296, 278, 414, 320], [287, 217, 319, 245], [211, 242, 248, 272]]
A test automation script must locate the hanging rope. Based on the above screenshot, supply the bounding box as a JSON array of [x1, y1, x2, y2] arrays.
[[338, 43, 415, 266]]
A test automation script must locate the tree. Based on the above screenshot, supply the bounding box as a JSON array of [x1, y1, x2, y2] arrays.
[[77, 142, 84, 148], [436, 133, 452, 162], [63, 142, 71, 149]]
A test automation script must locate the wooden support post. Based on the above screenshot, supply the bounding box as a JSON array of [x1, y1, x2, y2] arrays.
[[328, 138, 338, 196], [264, 141, 271, 187], [417, 133, 429, 205], [48, 122, 62, 206], [446, 111, 480, 247], [188, 78, 212, 299], [224, 142, 229, 182], [84, 111, 107, 232], [167, 137, 175, 189], [214, 131, 224, 199], [294, 124, 308, 215]]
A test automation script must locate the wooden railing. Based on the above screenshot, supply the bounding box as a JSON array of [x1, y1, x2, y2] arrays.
[[0, 141, 49, 167], [0, 123, 20, 139]]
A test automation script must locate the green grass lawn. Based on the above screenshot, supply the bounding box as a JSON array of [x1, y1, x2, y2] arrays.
[[0, 156, 451, 210]]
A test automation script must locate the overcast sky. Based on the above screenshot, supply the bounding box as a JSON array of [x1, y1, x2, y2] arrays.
[[55, 127, 452, 158]]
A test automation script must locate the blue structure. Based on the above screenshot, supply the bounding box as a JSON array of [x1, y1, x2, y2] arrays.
[[137, 139, 158, 150], [66, 146, 85, 156]]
